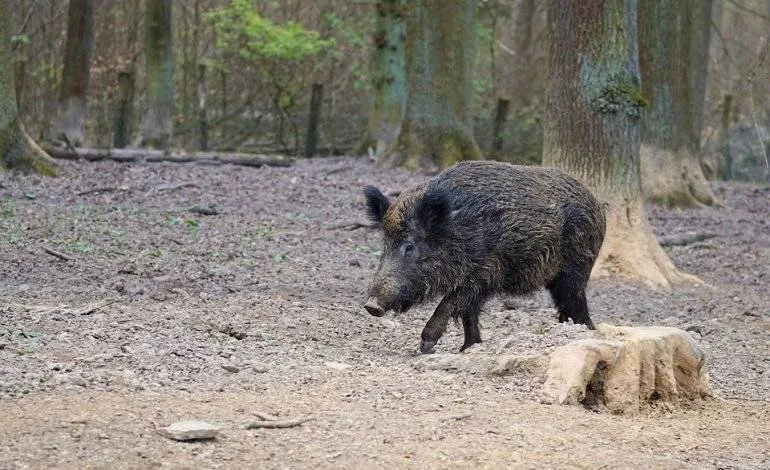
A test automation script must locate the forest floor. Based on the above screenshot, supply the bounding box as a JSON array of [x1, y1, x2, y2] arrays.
[[0, 157, 768, 469]]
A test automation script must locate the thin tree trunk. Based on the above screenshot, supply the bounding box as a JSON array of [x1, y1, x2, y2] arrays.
[[691, 0, 713, 154], [379, 0, 481, 169], [136, 0, 174, 148], [492, 98, 510, 156], [52, 0, 93, 146], [306, 84, 323, 158], [543, 0, 695, 289], [358, 0, 406, 156], [197, 64, 208, 151], [721, 94, 733, 180], [0, 2, 56, 174], [181, 0, 190, 149], [13, 44, 26, 112], [638, 0, 716, 207], [510, 0, 536, 112]]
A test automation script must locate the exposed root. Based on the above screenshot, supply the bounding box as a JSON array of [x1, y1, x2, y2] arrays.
[[641, 145, 718, 208], [378, 121, 481, 170], [591, 200, 702, 289]]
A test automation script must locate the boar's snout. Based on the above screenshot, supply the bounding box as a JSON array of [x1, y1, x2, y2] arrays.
[[364, 297, 386, 317]]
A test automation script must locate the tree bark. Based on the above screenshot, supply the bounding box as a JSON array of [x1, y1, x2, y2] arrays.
[[378, 0, 481, 170], [52, 0, 94, 146], [638, 0, 716, 207], [305, 84, 323, 158], [0, 1, 56, 174], [359, 0, 406, 156], [543, 0, 695, 289], [136, 0, 174, 148], [113, 71, 135, 148]]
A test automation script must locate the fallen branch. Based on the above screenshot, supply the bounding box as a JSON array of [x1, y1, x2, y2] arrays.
[[43, 246, 73, 261], [43, 146, 293, 168], [245, 416, 313, 429], [73, 298, 119, 316], [328, 221, 374, 231], [324, 166, 352, 176], [77, 187, 128, 196], [441, 412, 473, 422], [155, 182, 198, 192], [657, 231, 718, 247], [143, 182, 199, 199]]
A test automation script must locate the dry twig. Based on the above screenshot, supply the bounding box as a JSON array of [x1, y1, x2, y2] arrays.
[[441, 412, 473, 422], [42, 246, 73, 261], [77, 187, 128, 196], [245, 416, 313, 429], [657, 232, 717, 247], [327, 221, 374, 231], [74, 299, 119, 316]]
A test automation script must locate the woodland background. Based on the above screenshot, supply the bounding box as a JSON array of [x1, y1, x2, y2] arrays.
[[8, 0, 769, 179]]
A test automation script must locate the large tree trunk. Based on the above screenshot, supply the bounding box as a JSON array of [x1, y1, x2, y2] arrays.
[[136, 0, 174, 148], [638, 0, 716, 207], [0, 2, 56, 174], [543, 0, 695, 289], [359, 0, 406, 156], [51, 0, 93, 146], [378, 0, 481, 170]]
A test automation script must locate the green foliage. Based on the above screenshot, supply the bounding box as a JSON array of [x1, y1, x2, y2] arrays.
[[185, 218, 200, 235], [206, 0, 333, 62], [324, 13, 369, 91], [11, 34, 29, 46]]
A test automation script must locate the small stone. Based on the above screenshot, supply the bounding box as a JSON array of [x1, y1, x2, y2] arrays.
[[324, 361, 352, 370], [348, 259, 361, 267], [222, 364, 240, 373], [252, 366, 269, 373], [161, 420, 219, 441]]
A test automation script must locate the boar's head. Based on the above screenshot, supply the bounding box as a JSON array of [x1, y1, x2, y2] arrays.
[[362, 185, 452, 317]]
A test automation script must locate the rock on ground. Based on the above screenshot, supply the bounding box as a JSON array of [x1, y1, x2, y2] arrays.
[[160, 420, 220, 441], [542, 324, 712, 413]]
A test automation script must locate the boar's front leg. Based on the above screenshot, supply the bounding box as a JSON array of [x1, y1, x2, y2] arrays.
[[420, 296, 454, 354], [420, 290, 485, 354]]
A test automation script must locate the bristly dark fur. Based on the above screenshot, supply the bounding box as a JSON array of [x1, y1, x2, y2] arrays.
[[363, 161, 607, 353]]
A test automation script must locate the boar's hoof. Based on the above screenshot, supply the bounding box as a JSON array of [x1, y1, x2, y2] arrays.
[[419, 339, 437, 354], [460, 340, 481, 352], [364, 298, 386, 317]]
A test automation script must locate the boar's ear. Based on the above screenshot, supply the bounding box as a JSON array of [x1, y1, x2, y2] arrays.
[[415, 187, 450, 237], [363, 186, 390, 226]]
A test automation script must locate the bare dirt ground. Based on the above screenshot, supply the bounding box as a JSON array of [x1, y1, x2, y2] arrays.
[[1, 157, 768, 469]]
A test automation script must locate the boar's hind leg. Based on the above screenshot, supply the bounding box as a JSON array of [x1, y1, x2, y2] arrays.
[[547, 267, 595, 330], [459, 304, 483, 352]]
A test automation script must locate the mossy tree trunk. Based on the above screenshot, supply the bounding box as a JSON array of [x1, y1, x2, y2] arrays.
[[358, 0, 406, 156], [136, 0, 174, 148], [51, 0, 93, 146], [638, 0, 716, 207], [378, 0, 481, 170], [0, 2, 55, 174], [543, 0, 695, 289]]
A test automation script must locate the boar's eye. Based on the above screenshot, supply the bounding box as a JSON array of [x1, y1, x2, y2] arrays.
[[402, 242, 416, 257]]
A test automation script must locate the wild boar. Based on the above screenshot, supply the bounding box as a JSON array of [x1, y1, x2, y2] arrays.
[[362, 161, 606, 353]]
